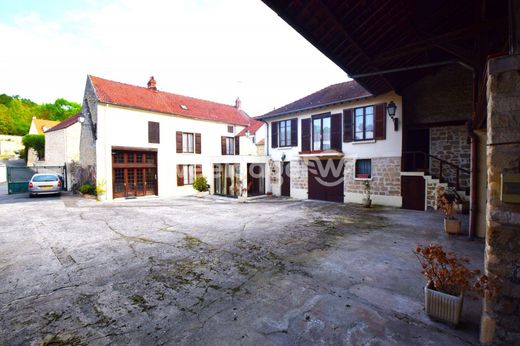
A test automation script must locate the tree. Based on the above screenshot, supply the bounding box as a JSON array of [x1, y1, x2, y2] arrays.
[[22, 134, 45, 160], [38, 98, 81, 121]]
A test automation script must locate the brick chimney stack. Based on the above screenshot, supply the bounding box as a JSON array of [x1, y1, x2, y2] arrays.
[[235, 97, 241, 110], [147, 76, 157, 91]]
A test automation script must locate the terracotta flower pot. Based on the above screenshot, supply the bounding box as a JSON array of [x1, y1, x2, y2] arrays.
[[424, 282, 464, 325], [444, 218, 461, 235]]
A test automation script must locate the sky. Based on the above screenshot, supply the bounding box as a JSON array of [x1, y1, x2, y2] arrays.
[[0, 0, 349, 116]]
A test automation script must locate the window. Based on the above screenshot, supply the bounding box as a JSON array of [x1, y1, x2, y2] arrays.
[[182, 133, 194, 153], [183, 165, 195, 185], [354, 106, 374, 141], [225, 137, 234, 155], [148, 121, 160, 143], [228, 125, 234, 133], [355, 159, 372, 179], [312, 115, 331, 151], [279, 120, 292, 147]]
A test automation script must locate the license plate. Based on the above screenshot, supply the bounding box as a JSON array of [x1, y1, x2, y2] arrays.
[[41, 185, 53, 189]]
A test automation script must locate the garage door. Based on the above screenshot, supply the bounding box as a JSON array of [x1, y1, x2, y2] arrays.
[[401, 175, 425, 210], [308, 159, 344, 202], [112, 149, 157, 198]]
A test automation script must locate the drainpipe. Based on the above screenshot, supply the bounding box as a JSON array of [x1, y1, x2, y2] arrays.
[[261, 119, 270, 156], [467, 73, 479, 240]]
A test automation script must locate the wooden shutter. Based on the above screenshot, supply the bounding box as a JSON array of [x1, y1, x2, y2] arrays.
[[195, 164, 202, 177], [290, 118, 298, 147], [375, 103, 387, 140], [301, 118, 311, 152], [343, 109, 354, 143], [221, 136, 226, 155], [176, 131, 182, 153], [148, 122, 160, 143], [271, 121, 278, 148], [235, 136, 240, 155], [195, 133, 201, 154], [331, 113, 342, 150], [177, 165, 184, 186]]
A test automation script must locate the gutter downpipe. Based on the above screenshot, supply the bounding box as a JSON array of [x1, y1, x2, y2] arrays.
[[467, 118, 478, 241], [261, 119, 270, 156]]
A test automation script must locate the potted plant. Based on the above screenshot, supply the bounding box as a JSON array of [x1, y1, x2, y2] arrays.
[[193, 176, 209, 197], [414, 244, 498, 325], [237, 180, 248, 203], [436, 186, 460, 234], [362, 180, 372, 208]]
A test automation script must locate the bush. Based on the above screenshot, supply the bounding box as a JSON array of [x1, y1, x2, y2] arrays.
[[79, 182, 96, 195], [22, 134, 45, 160], [192, 176, 209, 192]]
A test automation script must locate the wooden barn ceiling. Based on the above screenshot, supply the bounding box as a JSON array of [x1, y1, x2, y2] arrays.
[[261, 0, 509, 95]]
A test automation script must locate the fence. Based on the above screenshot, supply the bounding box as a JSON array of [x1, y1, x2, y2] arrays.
[[7, 165, 67, 194]]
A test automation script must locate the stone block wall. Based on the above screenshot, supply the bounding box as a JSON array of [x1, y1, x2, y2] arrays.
[[430, 126, 471, 190], [79, 77, 98, 167], [290, 159, 308, 191], [344, 157, 401, 196], [480, 54, 520, 345]]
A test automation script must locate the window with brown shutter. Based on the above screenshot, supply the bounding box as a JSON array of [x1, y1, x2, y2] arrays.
[[301, 118, 311, 152], [374, 103, 386, 140], [195, 133, 201, 154], [235, 136, 240, 155], [331, 113, 342, 150], [177, 164, 184, 186], [271, 121, 278, 148], [176, 131, 182, 153], [290, 118, 298, 147], [343, 109, 353, 143], [221, 136, 226, 155], [196, 164, 202, 177], [148, 121, 160, 143]]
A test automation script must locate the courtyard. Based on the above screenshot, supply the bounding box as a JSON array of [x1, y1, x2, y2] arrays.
[[0, 192, 484, 345]]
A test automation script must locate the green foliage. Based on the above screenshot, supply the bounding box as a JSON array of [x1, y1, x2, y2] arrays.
[[22, 134, 45, 160], [192, 176, 209, 192], [0, 93, 81, 136], [79, 183, 96, 195]]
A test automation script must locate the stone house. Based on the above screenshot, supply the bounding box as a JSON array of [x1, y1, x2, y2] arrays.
[[79, 75, 266, 200], [27, 117, 60, 164], [258, 81, 403, 206], [44, 114, 81, 166]]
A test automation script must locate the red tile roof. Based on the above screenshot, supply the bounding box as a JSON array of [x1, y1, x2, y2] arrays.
[[89, 76, 252, 126], [258, 80, 373, 119], [237, 119, 264, 137], [46, 114, 80, 133]]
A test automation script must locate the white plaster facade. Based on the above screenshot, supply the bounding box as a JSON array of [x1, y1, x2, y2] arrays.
[[44, 122, 81, 165], [263, 91, 403, 206]]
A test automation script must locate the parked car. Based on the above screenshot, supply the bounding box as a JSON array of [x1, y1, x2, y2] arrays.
[[29, 173, 63, 197]]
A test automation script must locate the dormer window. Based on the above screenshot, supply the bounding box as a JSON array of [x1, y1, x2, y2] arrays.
[[180, 104, 188, 110]]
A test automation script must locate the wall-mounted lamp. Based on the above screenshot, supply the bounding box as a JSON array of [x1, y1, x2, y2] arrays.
[[78, 115, 85, 123], [281, 153, 286, 162], [387, 101, 398, 131], [245, 129, 251, 138]]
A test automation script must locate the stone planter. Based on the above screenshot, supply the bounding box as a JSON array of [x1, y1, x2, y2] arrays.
[[444, 218, 461, 235], [424, 282, 463, 325], [79, 192, 96, 200], [196, 191, 209, 198], [238, 196, 247, 203], [362, 198, 372, 208]]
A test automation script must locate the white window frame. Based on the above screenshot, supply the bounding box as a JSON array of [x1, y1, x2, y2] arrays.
[[354, 106, 375, 141], [182, 133, 194, 153], [225, 137, 234, 155], [183, 164, 195, 185], [279, 120, 292, 147]]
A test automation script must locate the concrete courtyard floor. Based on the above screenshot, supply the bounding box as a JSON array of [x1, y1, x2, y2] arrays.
[[0, 190, 485, 345]]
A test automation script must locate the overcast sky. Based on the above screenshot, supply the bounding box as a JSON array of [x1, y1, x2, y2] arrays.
[[0, 0, 348, 116]]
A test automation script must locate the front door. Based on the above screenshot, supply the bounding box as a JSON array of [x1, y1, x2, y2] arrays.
[[308, 159, 344, 202], [401, 175, 425, 210], [112, 149, 157, 198], [281, 162, 290, 196], [247, 163, 265, 196]]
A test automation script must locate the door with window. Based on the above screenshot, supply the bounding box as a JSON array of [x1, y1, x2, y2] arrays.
[[112, 149, 157, 198]]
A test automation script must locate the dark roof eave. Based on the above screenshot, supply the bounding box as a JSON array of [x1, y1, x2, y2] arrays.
[[257, 95, 374, 120], [97, 101, 250, 126]]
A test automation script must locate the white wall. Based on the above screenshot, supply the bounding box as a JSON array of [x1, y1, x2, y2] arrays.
[[95, 104, 267, 200], [45, 123, 81, 166]]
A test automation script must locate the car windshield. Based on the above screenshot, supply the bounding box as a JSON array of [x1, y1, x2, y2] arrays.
[[33, 175, 58, 182]]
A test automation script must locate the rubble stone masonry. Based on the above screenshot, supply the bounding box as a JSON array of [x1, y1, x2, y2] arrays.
[[344, 157, 401, 196], [430, 126, 471, 190], [480, 54, 520, 345]]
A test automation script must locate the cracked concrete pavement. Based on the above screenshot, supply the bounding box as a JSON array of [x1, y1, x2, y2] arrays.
[[0, 191, 485, 345]]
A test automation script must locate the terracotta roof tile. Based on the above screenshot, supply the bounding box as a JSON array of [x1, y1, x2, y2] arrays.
[[89, 76, 252, 126], [237, 119, 263, 137], [46, 114, 80, 133], [258, 80, 373, 119]]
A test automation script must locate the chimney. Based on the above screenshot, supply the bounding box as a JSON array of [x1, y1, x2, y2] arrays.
[[235, 97, 241, 110], [147, 76, 157, 91]]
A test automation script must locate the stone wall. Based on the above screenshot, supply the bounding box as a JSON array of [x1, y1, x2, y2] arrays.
[[290, 159, 308, 191], [344, 157, 401, 196], [430, 126, 471, 190], [480, 54, 520, 345], [79, 77, 98, 167]]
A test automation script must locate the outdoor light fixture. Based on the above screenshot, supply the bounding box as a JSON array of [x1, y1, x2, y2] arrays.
[[78, 115, 85, 123], [245, 130, 251, 138], [387, 101, 398, 131], [281, 153, 286, 162]]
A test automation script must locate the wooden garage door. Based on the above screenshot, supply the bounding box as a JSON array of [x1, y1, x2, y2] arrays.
[[401, 176, 425, 210], [112, 149, 157, 198], [308, 159, 344, 202]]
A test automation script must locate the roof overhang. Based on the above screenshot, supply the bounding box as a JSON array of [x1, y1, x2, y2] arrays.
[[298, 150, 344, 158]]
